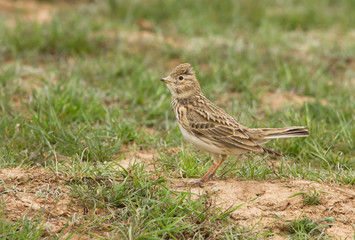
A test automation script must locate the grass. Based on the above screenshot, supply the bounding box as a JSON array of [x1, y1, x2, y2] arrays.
[[289, 188, 322, 206], [0, 206, 45, 240], [64, 160, 257, 239], [286, 216, 335, 239], [0, 0, 354, 238]]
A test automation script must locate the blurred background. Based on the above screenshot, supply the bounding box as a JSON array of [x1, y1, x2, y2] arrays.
[[1, 0, 354, 170], [0, 0, 354, 238], [0, 0, 355, 176]]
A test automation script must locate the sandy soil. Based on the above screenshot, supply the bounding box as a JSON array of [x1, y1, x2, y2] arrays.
[[0, 0, 55, 25], [2, 153, 353, 239], [170, 178, 354, 239], [0, 167, 83, 236], [0, 0, 80, 26], [124, 151, 355, 239], [261, 91, 327, 112]]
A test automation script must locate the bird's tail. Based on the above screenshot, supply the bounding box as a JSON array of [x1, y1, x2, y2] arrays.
[[262, 147, 283, 157], [258, 126, 309, 139], [248, 126, 309, 157]]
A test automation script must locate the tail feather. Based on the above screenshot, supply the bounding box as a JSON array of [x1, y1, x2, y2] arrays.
[[249, 126, 309, 157], [259, 127, 309, 139], [262, 147, 283, 157]]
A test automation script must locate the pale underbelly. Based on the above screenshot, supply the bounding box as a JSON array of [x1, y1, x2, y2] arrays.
[[178, 123, 246, 155]]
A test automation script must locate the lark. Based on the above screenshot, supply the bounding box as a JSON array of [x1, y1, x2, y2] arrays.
[[161, 63, 309, 183]]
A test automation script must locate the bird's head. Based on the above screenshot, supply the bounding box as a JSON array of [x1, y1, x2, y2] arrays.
[[160, 63, 202, 98]]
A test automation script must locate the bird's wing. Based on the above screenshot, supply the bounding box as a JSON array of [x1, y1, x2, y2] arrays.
[[181, 100, 265, 153]]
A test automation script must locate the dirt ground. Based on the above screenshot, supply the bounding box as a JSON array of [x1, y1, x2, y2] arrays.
[[1, 153, 354, 239], [125, 150, 355, 239], [171, 179, 355, 239], [0, 0, 88, 25], [260, 91, 327, 112], [0, 167, 83, 237], [0, 0, 57, 25]]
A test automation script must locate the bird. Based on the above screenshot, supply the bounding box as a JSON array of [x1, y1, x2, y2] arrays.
[[160, 63, 309, 183]]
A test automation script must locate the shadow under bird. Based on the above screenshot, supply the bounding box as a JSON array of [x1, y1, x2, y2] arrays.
[[160, 63, 309, 184]]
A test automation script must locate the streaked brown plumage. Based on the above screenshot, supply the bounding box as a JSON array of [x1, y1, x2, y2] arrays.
[[161, 63, 309, 183]]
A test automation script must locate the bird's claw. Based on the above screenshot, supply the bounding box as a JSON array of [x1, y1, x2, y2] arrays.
[[189, 179, 205, 187], [188, 177, 218, 187]]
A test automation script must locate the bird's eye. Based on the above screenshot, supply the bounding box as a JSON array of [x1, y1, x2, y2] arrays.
[[178, 76, 184, 80]]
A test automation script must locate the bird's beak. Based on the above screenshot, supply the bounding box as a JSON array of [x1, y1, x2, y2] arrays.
[[160, 76, 171, 83]]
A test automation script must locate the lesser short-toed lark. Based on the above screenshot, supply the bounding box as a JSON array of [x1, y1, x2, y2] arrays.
[[161, 63, 309, 183]]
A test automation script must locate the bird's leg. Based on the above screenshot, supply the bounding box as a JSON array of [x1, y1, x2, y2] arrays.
[[190, 165, 217, 186], [200, 154, 221, 182], [189, 154, 219, 186], [189, 154, 227, 186], [207, 154, 227, 180]]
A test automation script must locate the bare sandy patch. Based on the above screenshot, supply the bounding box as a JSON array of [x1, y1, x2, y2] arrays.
[[261, 91, 326, 111], [122, 30, 184, 51], [1, 164, 354, 239], [115, 147, 354, 238], [116, 148, 160, 172], [170, 178, 355, 239], [0, 0, 54, 25], [0, 0, 81, 26], [115, 146, 181, 174], [0, 167, 83, 235], [215, 90, 241, 106]]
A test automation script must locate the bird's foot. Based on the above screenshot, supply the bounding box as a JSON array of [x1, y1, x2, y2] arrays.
[[189, 178, 205, 187], [188, 176, 218, 187]]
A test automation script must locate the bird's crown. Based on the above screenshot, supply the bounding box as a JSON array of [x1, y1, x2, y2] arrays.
[[170, 63, 195, 77]]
